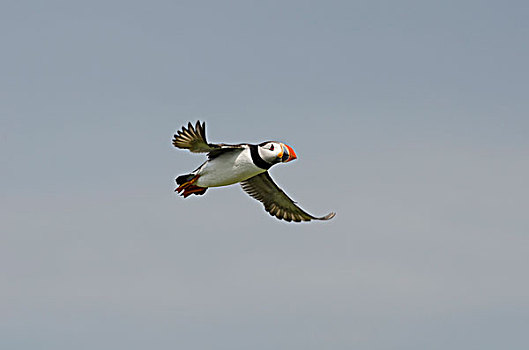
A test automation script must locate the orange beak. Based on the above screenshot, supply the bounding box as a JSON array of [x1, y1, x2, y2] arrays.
[[280, 143, 297, 162]]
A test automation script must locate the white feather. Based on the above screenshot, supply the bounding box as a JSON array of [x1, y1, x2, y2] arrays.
[[194, 146, 266, 187]]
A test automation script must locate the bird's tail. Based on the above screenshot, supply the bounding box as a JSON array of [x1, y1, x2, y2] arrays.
[[176, 174, 195, 185], [175, 174, 207, 198]]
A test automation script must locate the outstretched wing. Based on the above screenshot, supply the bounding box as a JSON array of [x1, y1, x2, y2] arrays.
[[172, 121, 219, 153], [172, 121, 244, 158], [241, 172, 336, 222]]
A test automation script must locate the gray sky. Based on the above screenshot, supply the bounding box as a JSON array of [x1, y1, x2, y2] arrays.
[[1, 1, 528, 349]]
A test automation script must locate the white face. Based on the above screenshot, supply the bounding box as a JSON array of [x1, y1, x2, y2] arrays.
[[258, 141, 284, 163]]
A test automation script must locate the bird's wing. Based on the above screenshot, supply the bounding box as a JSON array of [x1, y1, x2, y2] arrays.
[[172, 121, 244, 157], [241, 172, 336, 222]]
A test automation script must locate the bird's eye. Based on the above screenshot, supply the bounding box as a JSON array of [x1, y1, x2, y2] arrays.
[[269, 144, 274, 151]]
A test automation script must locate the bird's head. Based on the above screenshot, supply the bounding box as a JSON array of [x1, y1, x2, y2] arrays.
[[258, 141, 297, 164]]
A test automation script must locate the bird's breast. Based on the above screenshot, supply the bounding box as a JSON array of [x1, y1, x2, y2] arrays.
[[195, 149, 265, 187]]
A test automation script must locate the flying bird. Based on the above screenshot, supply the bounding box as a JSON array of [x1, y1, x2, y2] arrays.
[[172, 121, 335, 222]]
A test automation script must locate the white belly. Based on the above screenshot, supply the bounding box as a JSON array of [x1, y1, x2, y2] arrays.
[[195, 149, 265, 187]]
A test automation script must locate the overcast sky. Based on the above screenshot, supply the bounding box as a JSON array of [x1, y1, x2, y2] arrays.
[[1, 1, 528, 349]]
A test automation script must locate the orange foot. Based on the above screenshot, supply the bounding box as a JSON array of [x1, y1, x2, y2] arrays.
[[176, 176, 208, 198]]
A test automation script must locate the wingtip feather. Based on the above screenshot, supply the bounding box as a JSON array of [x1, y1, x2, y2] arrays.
[[318, 212, 336, 220]]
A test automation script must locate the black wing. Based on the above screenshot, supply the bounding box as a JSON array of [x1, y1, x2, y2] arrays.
[[172, 121, 244, 158], [241, 172, 336, 222]]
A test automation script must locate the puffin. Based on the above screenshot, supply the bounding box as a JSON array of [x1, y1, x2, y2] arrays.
[[172, 121, 335, 222]]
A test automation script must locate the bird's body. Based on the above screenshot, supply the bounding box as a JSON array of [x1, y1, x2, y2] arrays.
[[172, 121, 335, 222], [192, 146, 264, 187]]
